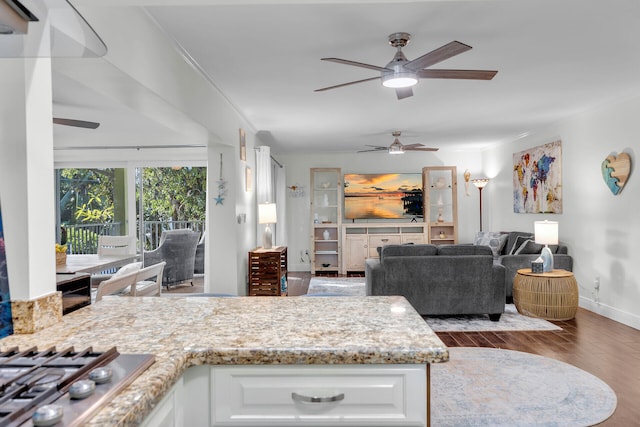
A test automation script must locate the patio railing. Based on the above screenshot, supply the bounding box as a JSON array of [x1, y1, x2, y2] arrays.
[[63, 220, 205, 254]]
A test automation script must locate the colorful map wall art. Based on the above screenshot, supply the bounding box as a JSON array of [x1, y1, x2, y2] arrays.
[[0, 201, 14, 338], [513, 140, 563, 214]]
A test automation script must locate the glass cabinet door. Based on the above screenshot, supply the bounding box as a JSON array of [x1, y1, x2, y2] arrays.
[[310, 168, 342, 273], [423, 166, 458, 244]]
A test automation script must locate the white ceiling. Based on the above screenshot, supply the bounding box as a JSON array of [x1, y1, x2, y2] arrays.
[[52, 0, 640, 154]]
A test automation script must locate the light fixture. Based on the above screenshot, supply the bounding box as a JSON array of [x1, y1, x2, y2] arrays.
[[534, 220, 558, 272], [472, 178, 490, 231], [381, 71, 418, 88], [258, 202, 277, 249], [388, 137, 405, 154], [0, 0, 37, 35]]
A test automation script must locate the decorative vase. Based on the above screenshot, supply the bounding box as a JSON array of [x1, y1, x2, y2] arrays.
[[323, 229, 330, 240]]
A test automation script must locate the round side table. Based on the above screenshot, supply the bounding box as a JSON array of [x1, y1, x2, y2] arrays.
[[513, 269, 578, 321]]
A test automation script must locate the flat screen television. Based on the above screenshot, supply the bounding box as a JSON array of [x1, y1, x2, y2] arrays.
[[343, 173, 423, 220]]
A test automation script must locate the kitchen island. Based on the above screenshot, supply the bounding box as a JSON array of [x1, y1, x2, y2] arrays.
[[0, 295, 448, 426]]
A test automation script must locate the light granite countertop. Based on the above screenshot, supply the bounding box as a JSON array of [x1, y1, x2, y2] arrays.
[[0, 295, 448, 426]]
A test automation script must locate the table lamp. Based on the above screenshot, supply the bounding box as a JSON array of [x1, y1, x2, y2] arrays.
[[258, 202, 277, 249], [534, 220, 558, 272]]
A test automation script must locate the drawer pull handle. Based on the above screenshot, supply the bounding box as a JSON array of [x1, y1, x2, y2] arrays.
[[291, 392, 345, 403], [381, 238, 389, 242]]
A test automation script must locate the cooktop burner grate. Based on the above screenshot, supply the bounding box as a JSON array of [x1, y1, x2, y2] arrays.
[[0, 347, 154, 426]]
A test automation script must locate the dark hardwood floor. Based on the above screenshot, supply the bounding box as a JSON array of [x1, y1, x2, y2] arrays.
[[177, 272, 639, 425]]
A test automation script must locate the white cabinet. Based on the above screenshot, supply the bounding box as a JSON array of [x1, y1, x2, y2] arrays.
[[343, 234, 368, 271], [211, 364, 427, 426], [341, 224, 427, 273], [311, 168, 342, 273], [140, 376, 185, 427], [141, 366, 210, 427], [142, 364, 428, 427]]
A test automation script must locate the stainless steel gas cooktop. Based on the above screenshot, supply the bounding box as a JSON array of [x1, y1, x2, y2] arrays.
[[0, 346, 154, 426]]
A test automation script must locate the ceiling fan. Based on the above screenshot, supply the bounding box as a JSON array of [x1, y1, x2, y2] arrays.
[[359, 131, 439, 154], [53, 118, 100, 129], [315, 32, 497, 100]]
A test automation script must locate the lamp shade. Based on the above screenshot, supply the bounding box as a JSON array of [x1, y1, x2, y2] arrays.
[[472, 178, 489, 189], [534, 220, 558, 245], [258, 203, 277, 224]]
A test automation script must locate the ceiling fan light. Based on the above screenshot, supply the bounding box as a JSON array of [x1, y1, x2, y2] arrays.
[[382, 72, 418, 88], [388, 140, 405, 154]]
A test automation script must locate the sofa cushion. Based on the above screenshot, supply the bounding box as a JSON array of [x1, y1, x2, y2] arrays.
[[112, 262, 142, 278], [503, 232, 532, 255], [509, 234, 534, 255], [438, 244, 494, 256], [513, 239, 544, 254], [474, 231, 508, 258], [380, 244, 437, 262]]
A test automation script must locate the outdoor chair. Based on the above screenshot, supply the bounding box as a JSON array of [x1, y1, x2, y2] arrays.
[[194, 231, 205, 274], [94, 261, 165, 302], [91, 235, 137, 286], [143, 229, 200, 290]]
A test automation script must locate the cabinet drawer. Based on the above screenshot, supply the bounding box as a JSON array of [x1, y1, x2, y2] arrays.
[[211, 365, 426, 426], [368, 235, 401, 257], [401, 234, 425, 245]]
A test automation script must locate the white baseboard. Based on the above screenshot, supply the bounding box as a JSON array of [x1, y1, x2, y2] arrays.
[[579, 296, 640, 330]]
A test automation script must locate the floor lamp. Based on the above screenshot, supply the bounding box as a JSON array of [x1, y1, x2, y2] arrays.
[[472, 179, 489, 231]]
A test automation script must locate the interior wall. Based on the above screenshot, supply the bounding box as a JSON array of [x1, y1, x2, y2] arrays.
[[483, 95, 640, 329], [277, 149, 485, 272]]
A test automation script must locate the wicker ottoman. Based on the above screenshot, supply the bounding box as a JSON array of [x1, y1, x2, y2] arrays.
[[513, 268, 578, 321]]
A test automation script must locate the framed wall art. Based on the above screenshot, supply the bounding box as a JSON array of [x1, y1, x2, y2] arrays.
[[513, 140, 562, 213], [239, 128, 246, 161]]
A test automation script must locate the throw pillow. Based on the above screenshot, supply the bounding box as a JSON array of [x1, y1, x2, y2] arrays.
[[474, 231, 508, 258], [514, 239, 545, 255], [509, 235, 533, 255], [112, 262, 142, 278]]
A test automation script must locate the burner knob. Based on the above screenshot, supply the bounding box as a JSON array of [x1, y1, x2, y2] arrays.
[[69, 379, 96, 400], [32, 404, 63, 426], [89, 365, 113, 384]]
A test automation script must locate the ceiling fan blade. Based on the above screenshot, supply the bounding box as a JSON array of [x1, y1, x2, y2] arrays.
[[321, 57, 391, 72], [364, 145, 387, 149], [402, 143, 425, 149], [358, 148, 387, 153], [405, 41, 472, 72], [53, 118, 100, 129], [315, 76, 381, 92], [396, 87, 413, 100], [418, 69, 498, 80], [406, 147, 439, 152]]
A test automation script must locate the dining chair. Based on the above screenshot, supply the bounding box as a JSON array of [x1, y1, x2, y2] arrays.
[[94, 261, 165, 302], [97, 235, 136, 256]]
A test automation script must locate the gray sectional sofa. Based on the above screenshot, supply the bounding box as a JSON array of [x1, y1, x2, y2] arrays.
[[496, 231, 573, 300], [365, 244, 506, 321]]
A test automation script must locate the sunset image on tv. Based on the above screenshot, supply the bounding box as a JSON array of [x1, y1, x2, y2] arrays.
[[344, 173, 423, 220]]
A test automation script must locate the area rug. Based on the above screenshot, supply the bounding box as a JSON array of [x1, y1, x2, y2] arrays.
[[424, 304, 561, 332], [307, 277, 366, 296], [431, 347, 617, 427]]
